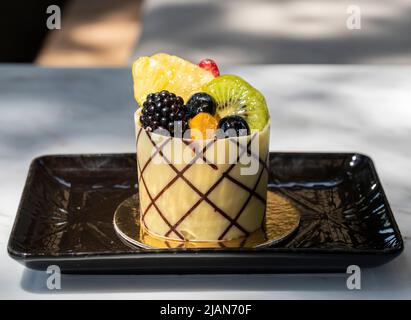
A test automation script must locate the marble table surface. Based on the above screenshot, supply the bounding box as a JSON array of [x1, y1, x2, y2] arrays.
[[0, 65, 410, 299]]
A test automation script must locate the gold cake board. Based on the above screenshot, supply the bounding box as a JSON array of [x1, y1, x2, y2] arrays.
[[113, 191, 300, 249]]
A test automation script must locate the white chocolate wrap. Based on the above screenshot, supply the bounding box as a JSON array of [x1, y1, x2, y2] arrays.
[[135, 111, 269, 242]]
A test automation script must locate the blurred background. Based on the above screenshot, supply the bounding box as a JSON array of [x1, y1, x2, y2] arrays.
[[1, 0, 411, 66]]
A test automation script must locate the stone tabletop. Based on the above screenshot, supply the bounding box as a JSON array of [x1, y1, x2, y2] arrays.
[[0, 65, 410, 299]]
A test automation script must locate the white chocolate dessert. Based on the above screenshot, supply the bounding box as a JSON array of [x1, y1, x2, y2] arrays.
[[135, 113, 269, 241], [132, 54, 270, 242]]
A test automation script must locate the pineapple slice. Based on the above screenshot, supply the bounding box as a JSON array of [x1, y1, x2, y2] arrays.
[[132, 53, 214, 106]]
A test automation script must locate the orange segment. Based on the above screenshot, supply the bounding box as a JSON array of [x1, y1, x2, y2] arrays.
[[189, 113, 218, 140]]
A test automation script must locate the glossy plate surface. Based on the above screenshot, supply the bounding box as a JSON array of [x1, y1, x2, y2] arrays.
[[113, 192, 300, 249], [8, 153, 403, 273]]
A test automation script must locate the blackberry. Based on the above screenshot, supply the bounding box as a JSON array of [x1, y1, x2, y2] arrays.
[[140, 91, 189, 136]]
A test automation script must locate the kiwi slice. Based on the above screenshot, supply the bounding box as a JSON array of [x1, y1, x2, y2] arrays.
[[202, 75, 269, 131]]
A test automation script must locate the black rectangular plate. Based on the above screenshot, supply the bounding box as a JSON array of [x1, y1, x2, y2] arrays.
[[8, 153, 403, 274]]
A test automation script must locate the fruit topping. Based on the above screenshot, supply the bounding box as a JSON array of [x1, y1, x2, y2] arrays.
[[218, 115, 250, 137], [202, 75, 269, 131], [198, 58, 220, 77], [186, 92, 216, 119], [140, 90, 188, 135], [189, 112, 218, 140], [132, 53, 214, 106]]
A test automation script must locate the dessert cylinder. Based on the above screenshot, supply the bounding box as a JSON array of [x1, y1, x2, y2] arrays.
[[135, 112, 269, 242]]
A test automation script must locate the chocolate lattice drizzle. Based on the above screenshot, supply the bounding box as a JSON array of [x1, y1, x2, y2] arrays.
[[136, 127, 268, 241]]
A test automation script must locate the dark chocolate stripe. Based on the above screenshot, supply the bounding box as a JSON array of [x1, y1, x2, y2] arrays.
[[224, 174, 265, 204], [218, 163, 266, 240], [137, 158, 184, 240], [139, 136, 172, 176], [142, 138, 217, 216], [182, 139, 218, 170], [239, 235, 248, 247], [231, 135, 268, 171]]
